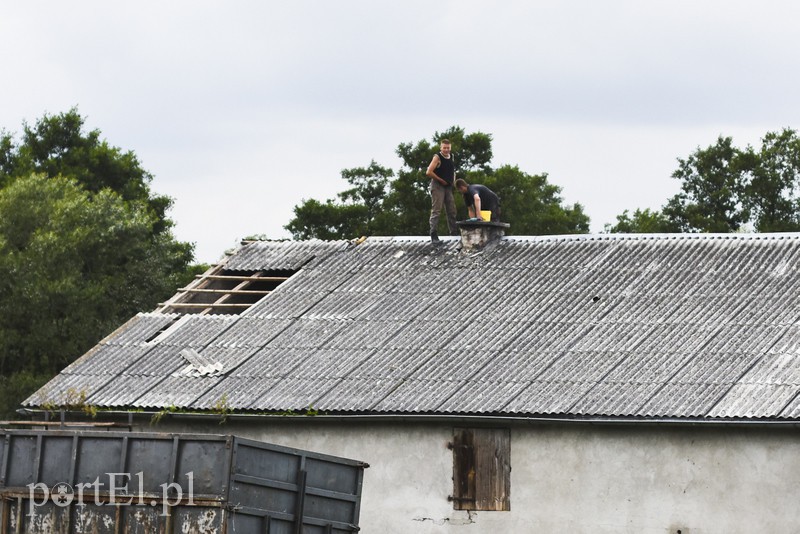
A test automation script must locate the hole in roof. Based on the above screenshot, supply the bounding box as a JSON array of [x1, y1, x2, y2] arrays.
[[144, 316, 182, 343], [156, 268, 297, 315]]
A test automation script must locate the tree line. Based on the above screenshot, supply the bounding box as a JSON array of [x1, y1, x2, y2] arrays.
[[608, 130, 800, 233], [0, 109, 202, 418], [285, 126, 590, 239], [287, 126, 800, 238], [3, 111, 800, 418]]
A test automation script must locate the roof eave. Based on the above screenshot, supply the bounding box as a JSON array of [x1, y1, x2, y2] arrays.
[[15, 408, 800, 430]]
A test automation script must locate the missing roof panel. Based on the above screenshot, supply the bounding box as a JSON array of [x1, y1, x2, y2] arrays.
[[157, 268, 296, 316]]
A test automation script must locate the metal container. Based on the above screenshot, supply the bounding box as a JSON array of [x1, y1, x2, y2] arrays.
[[0, 429, 366, 533]]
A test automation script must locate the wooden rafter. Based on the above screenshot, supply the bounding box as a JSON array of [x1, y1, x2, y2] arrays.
[[202, 271, 264, 315], [194, 274, 289, 282], [157, 266, 294, 315], [176, 288, 272, 295], [157, 302, 253, 309]]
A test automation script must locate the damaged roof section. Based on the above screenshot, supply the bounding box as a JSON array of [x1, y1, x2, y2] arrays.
[[174, 348, 224, 377], [157, 239, 347, 315], [25, 234, 800, 421], [157, 268, 292, 315]]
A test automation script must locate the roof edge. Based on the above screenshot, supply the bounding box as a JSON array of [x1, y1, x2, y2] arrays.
[[17, 409, 800, 430]]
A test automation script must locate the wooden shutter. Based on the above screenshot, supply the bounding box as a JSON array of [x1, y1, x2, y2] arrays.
[[451, 428, 510, 511]]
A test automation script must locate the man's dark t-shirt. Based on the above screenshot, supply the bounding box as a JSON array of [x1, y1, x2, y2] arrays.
[[434, 152, 455, 186], [463, 184, 499, 210]]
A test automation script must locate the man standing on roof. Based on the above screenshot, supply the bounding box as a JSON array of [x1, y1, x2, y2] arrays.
[[455, 179, 501, 221], [425, 139, 458, 243]]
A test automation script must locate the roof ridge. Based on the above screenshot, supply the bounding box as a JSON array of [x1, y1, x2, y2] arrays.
[[354, 233, 800, 244], [503, 232, 800, 242]]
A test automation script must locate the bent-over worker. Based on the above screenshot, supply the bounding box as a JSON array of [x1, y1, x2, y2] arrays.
[[455, 179, 500, 221]]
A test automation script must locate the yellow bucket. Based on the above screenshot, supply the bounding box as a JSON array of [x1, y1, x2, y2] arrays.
[[480, 210, 491, 221]]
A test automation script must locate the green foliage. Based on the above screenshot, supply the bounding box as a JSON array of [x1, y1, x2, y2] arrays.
[[0, 175, 190, 377], [285, 161, 393, 239], [150, 405, 178, 425], [663, 136, 747, 232], [34, 386, 97, 418], [286, 199, 373, 240], [379, 126, 496, 236], [339, 160, 394, 220], [605, 208, 677, 233], [2, 108, 173, 232], [286, 126, 588, 239], [178, 262, 212, 290], [394, 126, 494, 177], [0, 109, 197, 417], [0, 372, 51, 420], [0, 133, 14, 185], [480, 165, 589, 235], [742, 129, 800, 232], [611, 129, 800, 234]]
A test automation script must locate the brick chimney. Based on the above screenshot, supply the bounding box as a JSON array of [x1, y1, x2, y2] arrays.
[[457, 220, 510, 251]]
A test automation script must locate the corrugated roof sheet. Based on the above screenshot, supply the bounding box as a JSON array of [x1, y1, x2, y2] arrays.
[[223, 239, 347, 271], [25, 234, 800, 421]]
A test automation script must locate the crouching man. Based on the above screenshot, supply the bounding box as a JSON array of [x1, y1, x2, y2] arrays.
[[455, 179, 500, 221]]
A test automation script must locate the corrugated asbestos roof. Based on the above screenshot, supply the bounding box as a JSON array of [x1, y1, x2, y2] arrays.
[[25, 234, 800, 421]]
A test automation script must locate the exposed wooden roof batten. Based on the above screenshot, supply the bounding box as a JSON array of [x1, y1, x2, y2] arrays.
[[157, 266, 292, 315]]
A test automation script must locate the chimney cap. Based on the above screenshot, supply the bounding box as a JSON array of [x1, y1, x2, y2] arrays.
[[456, 220, 510, 230]]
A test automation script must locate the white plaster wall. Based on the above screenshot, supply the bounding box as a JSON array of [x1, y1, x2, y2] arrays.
[[511, 424, 800, 533], [150, 419, 800, 533]]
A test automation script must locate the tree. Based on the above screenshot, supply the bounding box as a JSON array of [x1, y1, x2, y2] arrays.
[[286, 126, 589, 239], [0, 371, 47, 420], [608, 129, 800, 234], [2, 108, 175, 234], [481, 165, 589, 235], [742, 129, 800, 232], [285, 161, 393, 240], [0, 110, 196, 418], [605, 208, 677, 233], [662, 136, 747, 233], [0, 176, 194, 411]]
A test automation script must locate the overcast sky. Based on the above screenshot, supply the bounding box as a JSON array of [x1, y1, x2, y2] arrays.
[[3, 1, 799, 263]]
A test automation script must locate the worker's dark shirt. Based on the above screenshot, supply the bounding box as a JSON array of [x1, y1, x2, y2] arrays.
[[463, 184, 499, 210], [434, 152, 455, 186]]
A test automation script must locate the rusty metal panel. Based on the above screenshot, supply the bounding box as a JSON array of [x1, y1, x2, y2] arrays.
[[0, 430, 366, 534]]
